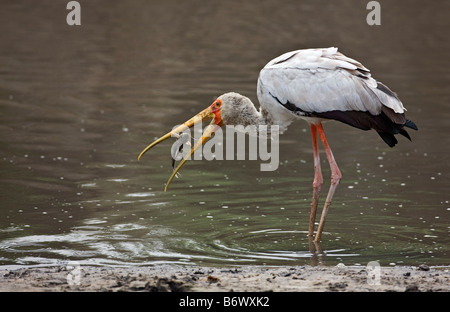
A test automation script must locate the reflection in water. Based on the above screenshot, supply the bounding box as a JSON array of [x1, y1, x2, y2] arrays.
[[0, 1, 449, 267]]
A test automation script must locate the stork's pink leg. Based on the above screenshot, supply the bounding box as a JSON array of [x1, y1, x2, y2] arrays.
[[309, 124, 323, 237], [315, 123, 342, 242]]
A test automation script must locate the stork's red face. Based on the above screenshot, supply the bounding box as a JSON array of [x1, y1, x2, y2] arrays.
[[211, 99, 224, 127], [138, 98, 224, 191]]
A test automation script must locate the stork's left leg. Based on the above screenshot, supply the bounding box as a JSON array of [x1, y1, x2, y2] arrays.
[[315, 123, 342, 242], [309, 124, 323, 237]]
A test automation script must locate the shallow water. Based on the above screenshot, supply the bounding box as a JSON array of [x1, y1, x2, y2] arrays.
[[0, 1, 449, 267]]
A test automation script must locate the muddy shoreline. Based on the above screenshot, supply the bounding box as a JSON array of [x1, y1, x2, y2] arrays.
[[1, 264, 449, 292]]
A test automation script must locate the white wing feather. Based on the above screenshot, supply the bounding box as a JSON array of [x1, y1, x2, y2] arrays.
[[258, 47, 405, 116]]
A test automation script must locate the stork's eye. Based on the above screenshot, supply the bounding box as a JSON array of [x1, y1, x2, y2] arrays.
[[215, 100, 222, 107]]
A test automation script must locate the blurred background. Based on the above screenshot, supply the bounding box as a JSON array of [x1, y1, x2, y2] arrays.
[[0, 0, 448, 267]]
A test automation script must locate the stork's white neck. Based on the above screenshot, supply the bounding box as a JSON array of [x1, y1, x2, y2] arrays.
[[219, 92, 294, 134]]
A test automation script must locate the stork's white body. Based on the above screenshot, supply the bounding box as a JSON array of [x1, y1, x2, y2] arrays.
[[257, 47, 406, 133]]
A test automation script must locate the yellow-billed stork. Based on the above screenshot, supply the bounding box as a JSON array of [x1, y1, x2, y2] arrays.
[[138, 47, 417, 241]]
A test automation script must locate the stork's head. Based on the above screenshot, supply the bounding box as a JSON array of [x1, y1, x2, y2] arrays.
[[138, 92, 248, 191]]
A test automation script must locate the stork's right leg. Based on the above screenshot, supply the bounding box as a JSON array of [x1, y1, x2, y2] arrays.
[[308, 124, 323, 237]]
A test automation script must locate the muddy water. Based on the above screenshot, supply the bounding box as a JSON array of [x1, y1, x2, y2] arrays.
[[0, 1, 449, 267]]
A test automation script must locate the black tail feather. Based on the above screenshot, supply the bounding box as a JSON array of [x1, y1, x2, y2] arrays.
[[314, 109, 417, 148], [378, 118, 417, 147], [377, 132, 398, 147], [405, 119, 418, 131], [399, 128, 411, 141]]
